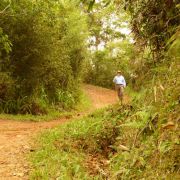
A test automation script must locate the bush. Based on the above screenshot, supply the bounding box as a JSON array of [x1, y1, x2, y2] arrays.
[[0, 0, 88, 114]]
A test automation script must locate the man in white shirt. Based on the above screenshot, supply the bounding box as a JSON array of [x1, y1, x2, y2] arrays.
[[113, 70, 126, 105]]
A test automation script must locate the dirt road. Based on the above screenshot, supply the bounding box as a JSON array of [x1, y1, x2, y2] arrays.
[[0, 85, 118, 180]]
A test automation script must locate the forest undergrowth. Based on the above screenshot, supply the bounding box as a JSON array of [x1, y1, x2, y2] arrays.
[[0, 90, 91, 122]]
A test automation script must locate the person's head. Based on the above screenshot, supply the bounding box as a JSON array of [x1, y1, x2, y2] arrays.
[[117, 70, 122, 76]]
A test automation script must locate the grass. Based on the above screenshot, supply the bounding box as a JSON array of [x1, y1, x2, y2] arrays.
[[30, 80, 180, 179], [30, 128, 89, 179], [0, 110, 72, 122], [74, 88, 92, 112], [0, 90, 92, 122], [27, 58, 180, 179], [30, 108, 110, 179], [30, 105, 140, 179]]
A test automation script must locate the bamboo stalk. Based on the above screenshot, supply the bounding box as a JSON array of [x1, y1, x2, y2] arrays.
[[154, 86, 157, 102]]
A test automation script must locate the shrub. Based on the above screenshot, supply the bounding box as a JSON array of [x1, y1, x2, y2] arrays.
[[0, 0, 88, 114]]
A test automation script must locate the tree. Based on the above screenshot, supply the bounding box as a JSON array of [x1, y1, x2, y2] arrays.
[[0, 0, 88, 114], [124, 0, 180, 61]]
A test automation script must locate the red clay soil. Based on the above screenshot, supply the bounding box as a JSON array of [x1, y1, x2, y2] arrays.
[[0, 85, 119, 180]]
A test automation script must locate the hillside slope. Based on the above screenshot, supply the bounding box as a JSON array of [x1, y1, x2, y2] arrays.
[[30, 60, 179, 179]]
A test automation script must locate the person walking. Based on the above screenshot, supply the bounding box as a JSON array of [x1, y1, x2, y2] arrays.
[[113, 70, 126, 105]]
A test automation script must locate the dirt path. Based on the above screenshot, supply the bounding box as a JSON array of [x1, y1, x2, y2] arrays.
[[0, 85, 118, 180]]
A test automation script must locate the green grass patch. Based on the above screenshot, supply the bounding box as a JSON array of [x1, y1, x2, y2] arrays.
[[30, 98, 179, 179], [0, 90, 92, 122], [30, 128, 90, 179], [29, 106, 121, 179], [74, 88, 92, 112], [0, 110, 72, 122]]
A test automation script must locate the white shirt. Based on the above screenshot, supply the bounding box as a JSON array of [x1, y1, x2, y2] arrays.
[[113, 75, 126, 87]]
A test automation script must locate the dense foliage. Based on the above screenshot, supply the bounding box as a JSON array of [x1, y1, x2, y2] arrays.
[[125, 0, 179, 56], [84, 0, 179, 88], [0, 0, 88, 114], [84, 40, 135, 88], [0, 0, 179, 178], [122, 0, 180, 94], [84, 2, 134, 88], [30, 0, 180, 179]]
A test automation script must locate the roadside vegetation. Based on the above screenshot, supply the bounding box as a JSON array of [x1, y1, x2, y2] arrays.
[[0, 90, 91, 122], [0, 0, 88, 115], [0, 0, 179, 179], [30, 0, 180, 179], [30, 101, 179, 179]]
